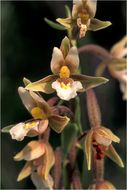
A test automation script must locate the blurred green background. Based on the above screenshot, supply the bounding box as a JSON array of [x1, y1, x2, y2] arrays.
[[1, 1, 126, 189]]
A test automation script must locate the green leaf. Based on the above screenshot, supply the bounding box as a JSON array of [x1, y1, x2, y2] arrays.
[[89, 18, 112, 31], [44, 18, 66, 30], [104, 144, 124, 168], [61, 123, 78, 159], [1, 125, 13, 133]]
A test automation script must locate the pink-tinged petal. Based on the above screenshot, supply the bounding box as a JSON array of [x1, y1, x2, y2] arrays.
[[72, 74, 109, 91], [17, 161, 33, 181], [65, 47, 79, 74], [50, 47, 64, 74], [89, 18, 111, 31], [14, 141, 45, 161], [94, 127, 120, 144], [25, 75, 57, 94], [103, 144, 124, 168], [29, 91, 51, 116], [47, 97, 59, 107], [84, 129, 93, 170], [37, 142, 55, 180], [18, 87, 36, 112], [48, 114, 70, 133]]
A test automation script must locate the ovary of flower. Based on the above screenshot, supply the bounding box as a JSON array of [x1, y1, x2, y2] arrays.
[[52, 80, 83, 101], [10, 123, 28, 141]]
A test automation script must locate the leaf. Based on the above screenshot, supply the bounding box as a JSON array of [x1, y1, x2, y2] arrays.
[[14, 141, 45, 161], [84, 129, 93, 170], [44, 18, 66, 30], [104, 144, 124, 168], [1, 125, 14, 133], [61, 123, 78, 159], [17, 161, 33, 181], [72, 74, 109, 91], [89, 18, 112, 31], [49, 115, 70, 133], [31, 172, 54, 190], [25, 75, 57, 94]]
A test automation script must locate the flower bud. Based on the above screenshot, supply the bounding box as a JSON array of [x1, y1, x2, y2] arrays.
[[88, 180, 116, 190]]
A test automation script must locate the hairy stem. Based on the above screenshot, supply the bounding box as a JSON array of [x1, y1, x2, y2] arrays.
[[72, 170, 83, 189], [86, 89, 101, 128], [53, 147, 62, 189], [78, 44, 113, 60]]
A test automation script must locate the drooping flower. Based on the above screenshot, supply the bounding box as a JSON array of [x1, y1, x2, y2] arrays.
[[25, 37, 108, 101], [84, 126, 124, 170], [96, 36, 127, 100], [2, 87, 70, 141], [56, 0, 111, 39], [14, 140, 55, 189]]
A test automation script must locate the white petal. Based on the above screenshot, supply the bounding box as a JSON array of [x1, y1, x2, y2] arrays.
[[9, 123, 28, 141], [52, 80, 83, 101]]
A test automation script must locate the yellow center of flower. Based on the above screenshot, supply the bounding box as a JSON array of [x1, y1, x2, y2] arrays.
[[24, 121, 37, 129], [60, 82, 71, 90], [31, 107, 44, 119], [59, 66, 70, 78]]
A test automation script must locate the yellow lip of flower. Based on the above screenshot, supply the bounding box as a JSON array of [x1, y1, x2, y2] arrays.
[[31, 107, 46, 119], [60, 82, 71, 90], [59, 66, 70, 78], [24, 121, 38, 129]]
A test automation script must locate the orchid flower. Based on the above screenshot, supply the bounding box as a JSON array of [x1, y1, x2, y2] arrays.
[[25, 37, 108, 101], [56, 0, 111, 38], [14, 140, 55, 189], [85, 126, 124, 170], [2, 87, 70, 141]]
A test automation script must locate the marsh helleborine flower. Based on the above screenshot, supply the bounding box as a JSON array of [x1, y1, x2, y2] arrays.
[[85, 126, 124, 170], [14, 140, 55, 187], [56, 0, 111, 38], [25, 37, 108, 101], [2, 87, 70, 141], [88, 180, 116, 190], [110, 36, 127, 100]]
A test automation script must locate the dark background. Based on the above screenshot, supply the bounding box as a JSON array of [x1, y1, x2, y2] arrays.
[[1, 1, 126, 189]]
